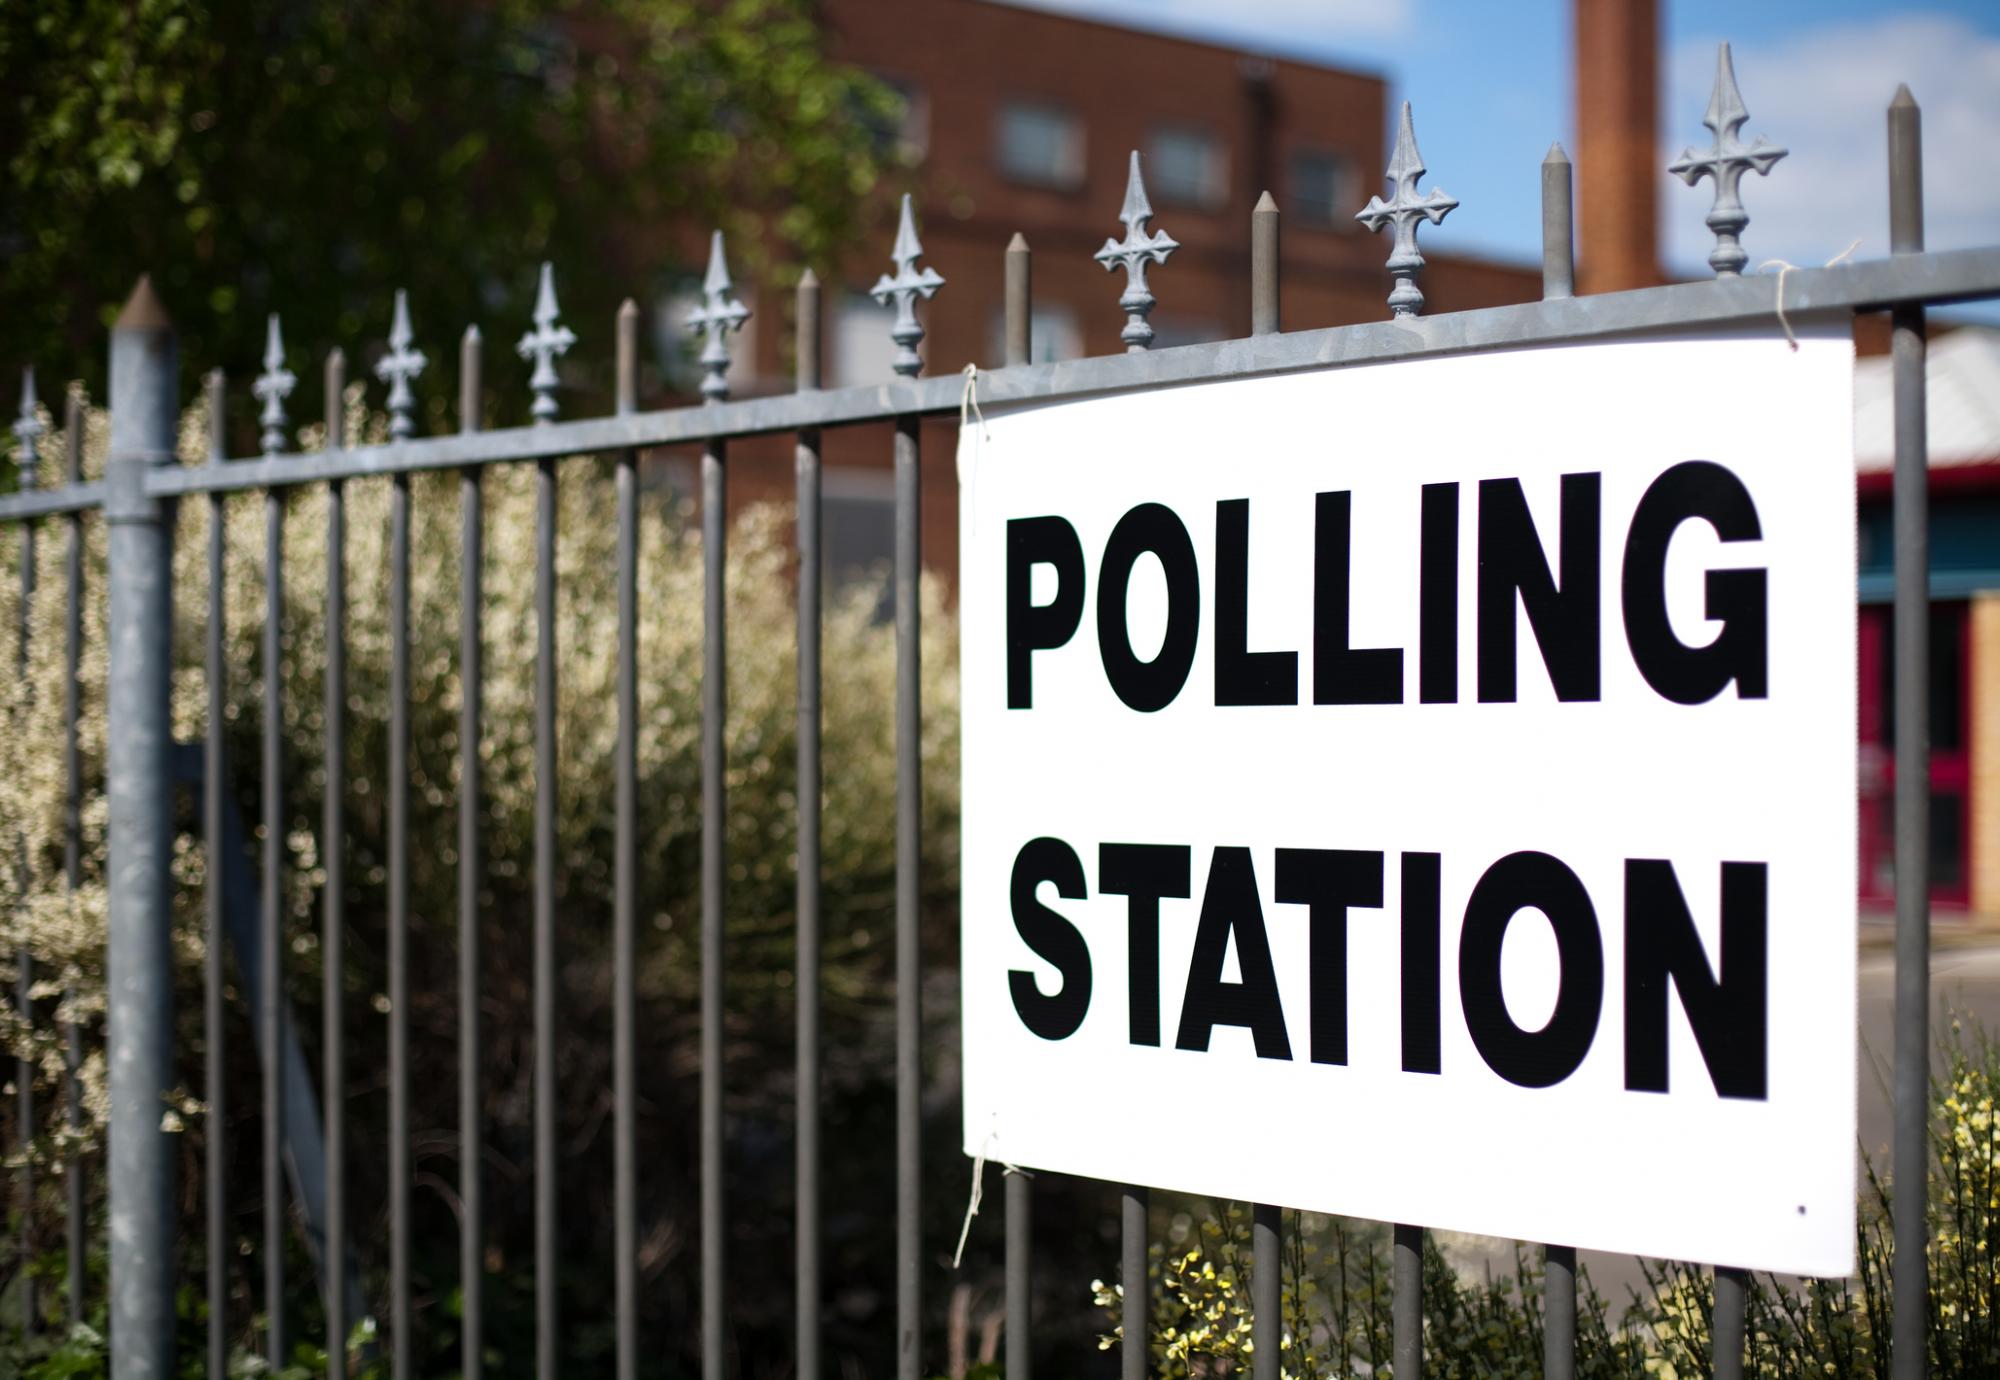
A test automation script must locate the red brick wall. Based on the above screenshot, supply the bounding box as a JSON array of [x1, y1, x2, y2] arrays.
[[1574, 0, 1663, 294]]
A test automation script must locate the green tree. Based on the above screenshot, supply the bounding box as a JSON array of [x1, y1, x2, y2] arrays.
[[0, 0, 895, 415]]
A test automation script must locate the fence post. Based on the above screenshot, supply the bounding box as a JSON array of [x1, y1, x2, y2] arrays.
[[1887, 81, 1930, 1380], [103, 275, 179, 1380]]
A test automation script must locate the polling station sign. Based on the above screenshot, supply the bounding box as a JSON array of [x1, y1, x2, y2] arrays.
[[957, 328, 1857, 1276]]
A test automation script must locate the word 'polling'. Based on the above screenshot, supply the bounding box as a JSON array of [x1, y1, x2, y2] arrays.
[[1007, 460, 1768, 712]]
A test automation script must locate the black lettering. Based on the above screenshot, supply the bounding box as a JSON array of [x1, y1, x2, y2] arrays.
[[1099, 842, 1193, 1047], [1008, 837, 1093, 1040], [1215, 499, 1299, 705], [1274, 848, 1384, 1065], [1622, 461, 1769, 705], [1419, 484, 1459, 704], [1459, 851, 1603, 1088], [1400, 852, 1443, 1074], [1312, 492, 1401, 704], [1176, 848, 1292, 1059], [1624, 859, 1768, 1099], [1477, 474, 1602, 702], [1097, 504, 1200, 713], [1007, 516, 1086, 709]]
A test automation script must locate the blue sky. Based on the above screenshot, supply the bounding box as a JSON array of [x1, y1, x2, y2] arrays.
[[993, 0, 2000, 313]]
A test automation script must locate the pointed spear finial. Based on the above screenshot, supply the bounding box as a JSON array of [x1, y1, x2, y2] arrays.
[[1095, 151, 1179, 350], [1356, 102, 1457, 319], [376, 289, 427, 440], [870, 194, 946, 378], [15, 367, 44, 489], [1542, 142, 1575, 301], [14, 366, 43, 492], [252, 313, 296, 454], [516, 263, 576, 423], [1669, 43, 1787, 278], [686, 230, 749, 403]]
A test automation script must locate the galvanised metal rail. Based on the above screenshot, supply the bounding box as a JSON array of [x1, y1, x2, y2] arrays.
[[3, 48, 1995, 1380]]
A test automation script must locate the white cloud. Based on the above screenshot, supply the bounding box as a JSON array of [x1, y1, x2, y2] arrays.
[[1663, 15, 2000, 278], [988, 0, 1415, 54]]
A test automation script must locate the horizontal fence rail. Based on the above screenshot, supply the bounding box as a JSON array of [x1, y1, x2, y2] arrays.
[[2, 49, 1995, 1380]]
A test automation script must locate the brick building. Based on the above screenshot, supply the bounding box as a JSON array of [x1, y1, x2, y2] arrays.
[[682, 0, 1998, 919], [694, 0, 1540, 584]]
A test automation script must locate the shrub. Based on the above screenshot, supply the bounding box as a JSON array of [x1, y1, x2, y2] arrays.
[[1, 387, 960, 1377]]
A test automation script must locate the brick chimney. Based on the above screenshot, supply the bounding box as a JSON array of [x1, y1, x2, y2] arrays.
[[1575, 0, 1663, 293]]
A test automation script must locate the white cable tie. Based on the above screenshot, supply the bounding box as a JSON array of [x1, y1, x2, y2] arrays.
[[1759, 239, 1861, 352], [959, 361, 990, 442], [952, 1134, 991, 1270]]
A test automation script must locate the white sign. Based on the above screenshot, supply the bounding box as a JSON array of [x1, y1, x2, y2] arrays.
[[957, 329, 1856, 1276]]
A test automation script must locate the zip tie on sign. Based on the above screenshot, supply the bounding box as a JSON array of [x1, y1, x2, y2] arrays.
[[951, 1132, 1028, 1269], [1759, 240, 1861, 352], [960, 362, 991, 442]]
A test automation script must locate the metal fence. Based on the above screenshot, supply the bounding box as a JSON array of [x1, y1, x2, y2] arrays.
[[6, 46, 2000, 1380]]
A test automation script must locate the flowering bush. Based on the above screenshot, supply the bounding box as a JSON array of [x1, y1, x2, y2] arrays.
[[2, 386, 961, 1375], [1095, 1024, 2000, 1378]]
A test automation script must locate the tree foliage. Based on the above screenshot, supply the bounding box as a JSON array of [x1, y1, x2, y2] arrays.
[[0, 0, 897, 411]]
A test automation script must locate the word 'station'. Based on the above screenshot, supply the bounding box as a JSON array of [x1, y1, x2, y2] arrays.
[[957, 331, 1857, 1276]]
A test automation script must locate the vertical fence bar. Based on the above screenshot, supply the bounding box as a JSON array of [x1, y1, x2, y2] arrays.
[[701, 427, 727, 1380], [262, 400, 288, 1373], [1392, 1224, 1421, 1380], [1250, 192, 1279, 337], [1713, 1267, 1746, 1380], [1542, 1245, 1575, 1380], [690, 231, 745, 1380], [1121, 1187, 1147, 1380], [794, 269, 824, 1380], [1887, 82, 1930, 1380], [894, 403, 922, 1380], [1536, 147, 1577, 1380], [62, 386, 85, 1328], [1001, 233, 1032, 1380], [322, 350, 349, 1380], [613, 299, 640, 1380], [1251, 1204, 1280, 1380], [104, 275, 179, 1380], [1108, 175, 1159, 1377], [17, 366, 40, 1336], [1541, 144, 1575, 301], [534, 446, 558, 1380], [457, 326, 485, 1380], [1247, 192, 1282, 1380], [205, 370, 229, 1380], [388, 410, 413, 1380]]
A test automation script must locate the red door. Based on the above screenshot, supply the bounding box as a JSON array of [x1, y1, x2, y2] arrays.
[[1858, 601, 1973, 910]]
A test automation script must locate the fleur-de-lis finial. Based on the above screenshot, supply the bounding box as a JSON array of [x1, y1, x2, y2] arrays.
[[1095, 151, 1178, 350], [376, 289, 427, 440], [1669, 43, 1787, 278], [1356, 102, 1457, 319], [253, 314, 296, 454], [516, 263, 576, 423], [686, 230, 750, 402], [15, 367, 44, 489], [870, 194, 945, 378]]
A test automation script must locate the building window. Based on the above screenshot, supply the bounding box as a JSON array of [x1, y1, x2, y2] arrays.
[[861, 73, 928, 166], [832, 292, 903, 386], [987, 304, 1083, 366], [1147, 125, 1228, 209], [997, 101, 1085, 188], [1147, 314, 1224, 350], [824, 467, 895, 614], [1290, 148, 1358, 228]]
